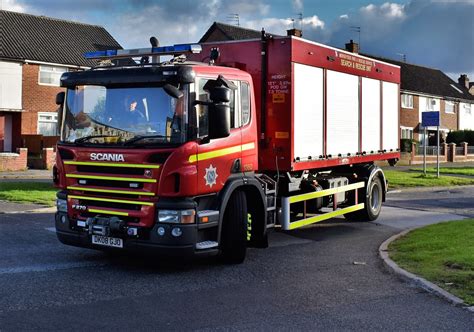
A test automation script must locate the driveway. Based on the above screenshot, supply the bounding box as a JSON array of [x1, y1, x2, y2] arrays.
[[0, 188, 473, 330]]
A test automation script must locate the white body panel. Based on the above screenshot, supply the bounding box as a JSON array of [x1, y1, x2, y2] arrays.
[[382, 82, 399, 151], [293, 63, 324, 159], [361, 77, 381, 153], [0, 61, 22, 110], [326, 70, 359, 156]]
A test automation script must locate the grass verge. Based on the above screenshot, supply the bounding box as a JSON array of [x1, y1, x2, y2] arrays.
[[384, 170, 474, 189], [0, 182, 56, 206], [410, 167, 474, 176], [389, 219, 474, 305]]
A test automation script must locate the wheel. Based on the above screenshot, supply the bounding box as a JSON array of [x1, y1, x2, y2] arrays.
[[220, 190, 248, 264], [345, 176, 383, 222]]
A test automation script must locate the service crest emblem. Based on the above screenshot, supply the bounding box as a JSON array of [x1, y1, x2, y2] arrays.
[[204, 164, 218, 188]]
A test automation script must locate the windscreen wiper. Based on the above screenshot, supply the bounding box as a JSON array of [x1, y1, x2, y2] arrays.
[[74, 135, 120, 144], [122, 135, 170, 146]]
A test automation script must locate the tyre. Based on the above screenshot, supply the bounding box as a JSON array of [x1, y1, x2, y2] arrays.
[[220, 190, 248, 264], [345, 176, 383, 222]]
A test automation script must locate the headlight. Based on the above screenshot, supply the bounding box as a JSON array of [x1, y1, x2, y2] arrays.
[[56, 198, 67, 213], [158, 209, 195, 224]]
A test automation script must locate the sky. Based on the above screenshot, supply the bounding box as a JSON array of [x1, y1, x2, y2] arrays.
[[2, 0, 473, 81]]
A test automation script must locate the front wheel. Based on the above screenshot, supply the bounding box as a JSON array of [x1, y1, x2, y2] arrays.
[[220, 190, 248, 264], [345, 176, 383, 222]]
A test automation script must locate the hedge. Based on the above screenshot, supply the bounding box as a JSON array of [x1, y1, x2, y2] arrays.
[[446, 130, 474, 145]]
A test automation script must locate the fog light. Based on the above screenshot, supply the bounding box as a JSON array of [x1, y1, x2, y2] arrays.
[[61, 215, 67, 224], [171, 227, 182, 237], [157, 227, 165, 236], [127, 227, 138, 236]]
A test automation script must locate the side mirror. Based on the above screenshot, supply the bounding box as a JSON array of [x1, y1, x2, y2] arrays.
[[208, 86, 231, 139], [56, 92, 65, 105], [164, 84, 184, 99], [209, 86, 230, 103], [55, 92, 65, 136]]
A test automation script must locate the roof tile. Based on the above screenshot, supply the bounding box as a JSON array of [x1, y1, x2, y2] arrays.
[[0, 10, 122, 67]]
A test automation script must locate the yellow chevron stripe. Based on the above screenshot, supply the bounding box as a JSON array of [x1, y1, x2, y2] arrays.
[[67, 186, 155, 196], [64, 161, 160, 168], [188, 142, 255, 163], [289, 182, 365, 204], [66, 174, 156, 183], [68, 195, 154, 206], [288, 204, 365, 230], [88, 208, 129, 217]]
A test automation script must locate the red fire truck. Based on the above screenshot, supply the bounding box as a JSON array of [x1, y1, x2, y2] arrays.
[[54, 32, 400, 263]]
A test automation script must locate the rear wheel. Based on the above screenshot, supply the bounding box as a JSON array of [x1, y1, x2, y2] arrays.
[[220, 190, 247, 264], [345, 176, 383, 222]]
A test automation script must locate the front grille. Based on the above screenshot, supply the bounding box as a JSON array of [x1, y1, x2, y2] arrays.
[[77, 165, 145, 175], [77, 191, 141, 199], [79, 179, 145, 189], [78, 199, 142, 211]]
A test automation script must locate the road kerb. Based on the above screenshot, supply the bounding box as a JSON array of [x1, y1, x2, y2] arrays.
[[0, 207, 56, 214], [379, 229, 469, 309]]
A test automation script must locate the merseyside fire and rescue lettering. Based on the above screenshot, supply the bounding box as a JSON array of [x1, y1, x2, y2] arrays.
[[338, 52, 373, 72]]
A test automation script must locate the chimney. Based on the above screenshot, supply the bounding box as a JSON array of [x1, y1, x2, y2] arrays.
[[287, 28, 302, 37], [345, 39, 359, 53], [458, 74, 469, 89]]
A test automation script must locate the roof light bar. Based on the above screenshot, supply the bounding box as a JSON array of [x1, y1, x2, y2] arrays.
[[84, 44, 202, 60]]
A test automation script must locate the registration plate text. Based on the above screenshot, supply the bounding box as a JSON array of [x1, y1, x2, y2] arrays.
[[92, 235, 123, 248]]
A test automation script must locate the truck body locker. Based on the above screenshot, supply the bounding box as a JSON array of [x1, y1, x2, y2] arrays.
[[194, 36, 401, 172]]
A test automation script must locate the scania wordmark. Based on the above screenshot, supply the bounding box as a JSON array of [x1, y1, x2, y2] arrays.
[[54, 32, 400, 263]]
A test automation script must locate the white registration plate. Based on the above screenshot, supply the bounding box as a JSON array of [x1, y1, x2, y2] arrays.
[[91, 235, 123, 248]]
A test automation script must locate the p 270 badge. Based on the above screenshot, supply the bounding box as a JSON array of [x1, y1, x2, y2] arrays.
[[72, 204, 87, 211]]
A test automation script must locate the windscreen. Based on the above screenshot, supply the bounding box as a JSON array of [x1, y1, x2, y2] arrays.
[[61, 85, 187, 145]]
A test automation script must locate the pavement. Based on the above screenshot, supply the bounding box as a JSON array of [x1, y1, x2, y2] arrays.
[[0, 170, 54, 214], [0, 169, 52, 180]]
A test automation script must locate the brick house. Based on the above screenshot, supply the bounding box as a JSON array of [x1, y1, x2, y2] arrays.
[[0, 10, 120, 169], [381, 60, 474, 145], [199, 22, 264, 43]]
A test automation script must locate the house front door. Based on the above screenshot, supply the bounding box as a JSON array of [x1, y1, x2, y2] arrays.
[[4, 114, 12, 152]]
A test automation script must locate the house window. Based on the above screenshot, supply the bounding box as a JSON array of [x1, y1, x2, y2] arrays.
[[38, 65, 68, 86], [426, 97, 436, 111], [38, 112, 58, 136], [400, 127, 413, 139], [464, 104, 472, 115], [445, 101, 455, 114], [401, 94, 413, 108]]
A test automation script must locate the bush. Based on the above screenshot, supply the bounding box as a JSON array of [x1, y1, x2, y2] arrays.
[[400, 139, 417, 152], [446, 130, 474, 145]]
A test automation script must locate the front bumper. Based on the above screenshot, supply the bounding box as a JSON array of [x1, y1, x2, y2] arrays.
[[55, 212, 218, 257]]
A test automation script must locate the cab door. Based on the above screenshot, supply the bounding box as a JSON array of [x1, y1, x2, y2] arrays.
[[194, 77, 243, 195]]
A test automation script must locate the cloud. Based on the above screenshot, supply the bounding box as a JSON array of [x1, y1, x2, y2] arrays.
[[243, 14, 324, 37], [292, 0, 303, 12], [1, 0, 27, 12], [301, 1, 474, 79]]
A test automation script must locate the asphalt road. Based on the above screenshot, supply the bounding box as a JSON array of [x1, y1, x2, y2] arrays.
[[0, 188, 473, 330]]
